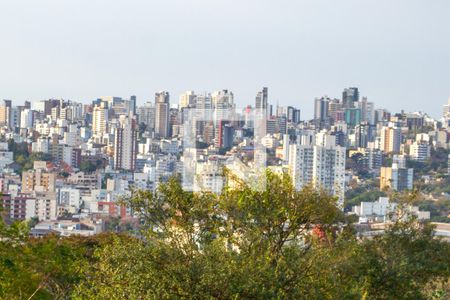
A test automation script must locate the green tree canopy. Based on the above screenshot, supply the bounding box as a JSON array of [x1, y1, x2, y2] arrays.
[[1, 172, 449, 299]]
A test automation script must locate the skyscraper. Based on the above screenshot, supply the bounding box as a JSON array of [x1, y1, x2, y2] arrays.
[[155, 91, 170, 138], [137, 101, 155, 131], [342, 87, 359, 109], [130, 95, 137, 116], [114, 115, 138, 171], [344, 107, 361, 127], [20, 108, 33, 129], [255, 87, 268, 111], [287, 106, 301, 124], [0, 100, 12, 127], [215, 120, 234, 149], [380, 126, 402, 154], [355, 123, 369, 148], [358, 97, 375, 125], [212, 89, 235, 122], [179, 91, 196, 109], [289, 142, 346, 206], [195, 92, 213, 110], [92, 101, 109, 136], [314, 96, 330, 129]]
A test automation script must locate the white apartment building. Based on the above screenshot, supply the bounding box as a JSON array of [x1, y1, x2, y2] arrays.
[[353, 197, 394, 219], [20, 108, 33, 129], [194, 161, 224, 194], [409, 141, 431, 162], [114, 115, 137, 171], [352, 197, 430, 223], [58, 187, 82, 209], [289, 143, 346, 207], [64, 131, 83, 147], [92, 102, 109, 136], [29, 192, 58, 221]]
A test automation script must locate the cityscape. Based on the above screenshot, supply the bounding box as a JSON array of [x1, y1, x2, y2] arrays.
[[0, 88, 448, 233], [1, 1, 450, 299]]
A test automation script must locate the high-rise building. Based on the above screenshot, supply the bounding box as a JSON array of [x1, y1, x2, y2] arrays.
[[215, 121, 234, 149], [342, 87, 359, 109], [114, 115, 138, 171], [348, 147, 383, 171], [130, 95, 137, 116], [287, 106, 301, 124], [192, 92, 213, 131], [0, 100, 12, 127], [255, 87, 268, 111], [380, 126, 402, 154], [314, 96, 330, 129], [137, 101, 155, 131], [276, 105, 286, 117], [20, 108, 33, 129], [179, 91, 196, 109], [344, 108, 361, 127], [277, 115, 287, 134], [375, 109, 390, 124], [195, 92, 213, 110], [380, 165, 413, 192], [22, 169, 56, 193], [359, 97, 375, 125], [243, 105, 254, 129], [409, 141, 430, 162], [327, 98, 342, 124], [155, 91, 170, 138], [212, 90, 235, 142], [289, 142, 346, 206], [212, 89, 235, 120], [169, 107, 180, 137], [92, 101, 109, 136], [49, 144, 74, 166], [405, 113, 424, 132], [99, 96, 122, 109], [355, 123, 370, 148], [9, 107, 20, 130]]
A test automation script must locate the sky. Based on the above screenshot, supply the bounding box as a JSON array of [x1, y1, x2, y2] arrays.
[[0, 0, 449, 118]]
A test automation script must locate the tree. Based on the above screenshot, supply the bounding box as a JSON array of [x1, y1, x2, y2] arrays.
[[0, 209, 124, 300], [353, 219, 450, 299], [1, 172, 449, 299], [79, 161, 97, 173], [74, 172, 351, 298], [73, 173, 450, 299]]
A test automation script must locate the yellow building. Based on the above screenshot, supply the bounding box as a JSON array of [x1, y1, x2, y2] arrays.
[[380, 166, 413, 192], [22, 170, 56, 193]]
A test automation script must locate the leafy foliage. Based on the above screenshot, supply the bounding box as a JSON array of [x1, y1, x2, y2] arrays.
[[407, 147, 450, 176], [8, 139, 52, 173], [79, 159, 104, 173], [1, 172, 449, 299]]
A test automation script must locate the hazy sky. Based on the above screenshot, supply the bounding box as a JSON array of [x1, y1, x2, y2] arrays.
[[1, 0, 449, 118]]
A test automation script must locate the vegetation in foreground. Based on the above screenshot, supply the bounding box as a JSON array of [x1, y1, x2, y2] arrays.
[[1, 172, 449, 299]]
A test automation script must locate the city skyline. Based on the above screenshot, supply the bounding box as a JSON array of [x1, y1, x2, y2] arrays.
[[1, 0, 450, 118], [4, 86, 448, 122]]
